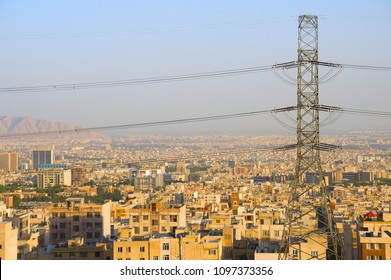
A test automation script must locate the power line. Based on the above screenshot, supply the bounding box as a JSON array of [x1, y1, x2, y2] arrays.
[[0, 109, 273, 138], [0, 106, 389, 139], [0, 62, 389, 94], [0, 65, 274, 94]]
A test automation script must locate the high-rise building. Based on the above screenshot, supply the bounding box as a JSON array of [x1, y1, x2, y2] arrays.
[[32, 149, 54, 170], [37, 164, 71, 188], [0, 152, 19, 172]]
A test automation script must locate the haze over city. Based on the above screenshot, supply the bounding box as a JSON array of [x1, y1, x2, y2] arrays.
[[0, 0, 390, 135]]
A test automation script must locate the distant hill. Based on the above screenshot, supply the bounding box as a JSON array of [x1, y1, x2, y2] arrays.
[[0, 116, 106, 140]]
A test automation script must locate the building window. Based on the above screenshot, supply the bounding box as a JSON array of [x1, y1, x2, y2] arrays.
[[94, 212, 100, 218], [153, 256, 158, 260], [95, 222, 101, 228], [140, 247, 145, 253], [87, 232, 93, 239], [51, 233, 58, 240], [54, 253, 62, 258], [161, 215, 167, 220], [152, 220, 158, 226], [170, 215, 178, 222], [209, 249, 217, 255], [118, 247, 123, 253], [143, 215, 149, 221], [95, 232, 101, 238], [375, 244, 381, 250], [163, 255, 170, 260], [132, 216, 140, 223], [59, 223, 65, 229], [95, 252, 101, 258], [60, 213, 66, 219], [163, 243, 169, 250], [366, 243, 375, 250], [262, 230, 270, 237], [60, 233, 66, 239], [87, 212, 93, 218], [143, 226, 149, 232], [73, 225, 79, 232], [80, 252, 87, 258], [292, 249, 298, 258], [69, 252, 76, 258], [126, 247, 131, 253], [310, 251, 318, 258], [73, 216, 79, 222], [134, 227, 140, 234], [118, 258, 123, 260], [216, 219, 221, 224], [274, 230, 280, 237], [140, 258, 145, 260]]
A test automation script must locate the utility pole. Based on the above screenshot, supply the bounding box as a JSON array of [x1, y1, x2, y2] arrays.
[[276, 15, 342, 260]]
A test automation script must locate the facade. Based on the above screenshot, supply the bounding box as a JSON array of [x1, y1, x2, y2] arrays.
[[32, 149, 54, 170], [0, 219, 18, 260], [37, 164, 72, 188], [49, 198, 110, 245], [128, 200, 186, 237], [0, 152, 19, 172]]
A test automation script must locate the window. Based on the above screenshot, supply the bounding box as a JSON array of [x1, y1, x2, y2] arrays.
[[161, 215, 167, 220], [51, 233, 58, 239], [118, 258, 123, 260], [87, 222, 93, 228], [292, 249, 298, 258], [60, 213, 66, 218], [310, 251, 318, 258], [95, 232, 101, 238], [94, 212, 100, 218], [73, 216, 79, 222], [54, 253, 62, 258], [170, 215, 178, 222], [95, 222, 101, 228], [132, 216, 140, 223], [140, 258, 145, 260], [69, 252, 76, 258], [163, 255, 170, 260], [152, 220, 158, 226], [153, 256, 159, 260], [143, 226, 149, 232], [87, 232, 93, 239], [95, 252, 101, 258], [80, 252, 87, 258], [134, 227, 140, 234], [216, 219, 221, 224], [73, 225, 79, 232], [209, 249, 217, 255], [262, 230, 270, 237], [52, 213, 58, 218], [366, 243, 375, 250], [143, 215, 149, 221], [118, 247, 123, 253], [140, 247, 145, 253], [274, 230, 280, 237], [375, 244, 381, 250], [59, 223, 65, 229], [0, 245, 3, 250], [126, 247, 131, 253], [163, 243, 169, 250], [87, 212, 93, 218], [60, 233, 66, 239]]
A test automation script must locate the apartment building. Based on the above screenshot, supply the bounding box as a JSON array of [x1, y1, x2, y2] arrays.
[[49, 198, 110, 245]]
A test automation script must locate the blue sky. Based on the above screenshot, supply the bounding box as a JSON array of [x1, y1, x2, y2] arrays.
[[0, 1, 390, 135]]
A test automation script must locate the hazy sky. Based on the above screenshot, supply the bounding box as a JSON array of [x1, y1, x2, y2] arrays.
[[0, 0, 390, 135]]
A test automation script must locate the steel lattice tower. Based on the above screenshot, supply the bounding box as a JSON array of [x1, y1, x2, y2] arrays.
[[278, 15, 341, 260]]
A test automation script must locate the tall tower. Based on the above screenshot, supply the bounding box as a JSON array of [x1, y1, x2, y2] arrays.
[[278, 15, 341, 260], [32, 149, 54, 170]]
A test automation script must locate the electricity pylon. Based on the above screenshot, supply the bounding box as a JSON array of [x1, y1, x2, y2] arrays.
[[276, 15, 342, 260]]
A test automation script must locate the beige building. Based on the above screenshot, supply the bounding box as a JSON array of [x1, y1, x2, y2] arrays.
[[113, 234, 180, 260], [128, 200, 186, 237], [49, 198, 110, 245], [0, 152, 19, 172], [37, 164, 72, 188], [0, 216, 18, 260]]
